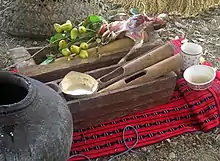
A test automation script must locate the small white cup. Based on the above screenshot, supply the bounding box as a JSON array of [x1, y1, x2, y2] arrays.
[[181, 42, 203, 70]]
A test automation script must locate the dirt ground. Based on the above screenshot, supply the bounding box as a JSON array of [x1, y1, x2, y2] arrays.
[[0, 6, 220, 161]]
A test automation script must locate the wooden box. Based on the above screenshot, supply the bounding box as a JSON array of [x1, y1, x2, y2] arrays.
[[9, 38, 164, 83], [45, 64, 177, 130], [9, 35, 177, 129]]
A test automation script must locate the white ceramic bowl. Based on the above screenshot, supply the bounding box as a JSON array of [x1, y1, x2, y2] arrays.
[[183, 65, 216, 90], [59, 71, 98, 98]]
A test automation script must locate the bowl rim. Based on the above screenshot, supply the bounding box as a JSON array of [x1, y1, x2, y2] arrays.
[[183, 65, 216, 86]]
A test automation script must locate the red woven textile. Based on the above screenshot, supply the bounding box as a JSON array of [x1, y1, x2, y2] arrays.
[[69, 76, 220, 161], [69, 39, 220, 160]]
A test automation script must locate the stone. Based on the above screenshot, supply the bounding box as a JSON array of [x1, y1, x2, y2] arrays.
[[200, 27, 209, 33], [169, 152, 176, 159], [141, 147, 148, 152], [33, 41, 38, 45]]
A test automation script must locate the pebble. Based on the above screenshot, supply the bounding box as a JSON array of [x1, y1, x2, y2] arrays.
[[156, 145, 162, 149], [169, 152, 176, 159], [157, 13, 169, 21], [141, 147, 147, 152], [191, 39, 199, 43], [175, 22, 185, 29], [200, 27, 209, 33], [211, 19, 217, 24], [181, 39, 188, 44], [166, 139, 171, 143], [197, 38, 205, 42], [215, 134, 220, 140], [172, 142, 178, 146], [194, 30, 200, 35], [33, 41, 38, 45]]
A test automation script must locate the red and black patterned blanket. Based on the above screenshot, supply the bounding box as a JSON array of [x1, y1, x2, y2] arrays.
[[69, 38, 220, 160]]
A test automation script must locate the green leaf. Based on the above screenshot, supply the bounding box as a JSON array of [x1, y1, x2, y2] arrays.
[[40, 55, 56, 65], [86, 23, 92, 29], [89, 15, 104, 23], [82, 18, 91, 27], [78, 32, 96, 39], [49, 33, 65, 44], [130, 8, 140, 15], [91, 22, 102, 31], [46, 54, 55, 59], [40, 57, 55, 65]]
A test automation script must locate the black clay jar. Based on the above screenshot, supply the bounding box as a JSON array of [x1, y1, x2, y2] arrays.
[[0, 71, 73, 161]]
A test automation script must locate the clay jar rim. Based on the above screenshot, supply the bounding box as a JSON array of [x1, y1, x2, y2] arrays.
[[0, 71, 36, 115]]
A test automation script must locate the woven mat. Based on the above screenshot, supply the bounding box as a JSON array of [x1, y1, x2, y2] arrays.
[[69, 38, 220, 160]]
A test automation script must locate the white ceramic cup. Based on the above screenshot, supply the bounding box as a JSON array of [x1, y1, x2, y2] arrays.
[[181, 42, 203, 70], [183, 65, 216, 90]]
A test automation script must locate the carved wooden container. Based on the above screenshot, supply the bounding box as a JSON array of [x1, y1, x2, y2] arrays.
[[45, 64, 177, 130]]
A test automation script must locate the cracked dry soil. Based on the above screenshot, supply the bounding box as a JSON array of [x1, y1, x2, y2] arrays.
[[0, 6, 220, 161]]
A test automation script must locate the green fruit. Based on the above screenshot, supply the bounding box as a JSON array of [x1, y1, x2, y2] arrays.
[[70, 28, 78, 40], [58, 40, 68, 49], [96, 38, 102, 44], [79, 50, 88, 59], [61, 48, 71, 57], [80, 42, 88, 50], [78, 26, 86, 33], [54, 23, 63, 33], [70, 45, 80, 54], [61, 20, 73, 31]]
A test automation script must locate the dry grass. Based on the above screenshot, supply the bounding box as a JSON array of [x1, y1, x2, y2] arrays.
[[111, 0, 220, 17]]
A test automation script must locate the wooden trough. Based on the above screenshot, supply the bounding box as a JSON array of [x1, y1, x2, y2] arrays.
[[9, 36, 164, 82], [45, 67, 177, 130]]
